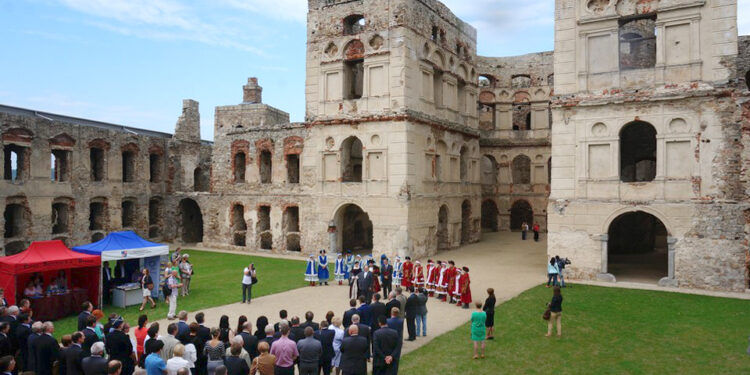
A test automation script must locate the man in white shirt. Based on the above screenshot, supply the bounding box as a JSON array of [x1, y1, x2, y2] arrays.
[[242, 263, 256, 304], [166, 271, 182, 320]]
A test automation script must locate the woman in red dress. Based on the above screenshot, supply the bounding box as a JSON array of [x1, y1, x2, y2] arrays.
[[459, 266, 472, 309]]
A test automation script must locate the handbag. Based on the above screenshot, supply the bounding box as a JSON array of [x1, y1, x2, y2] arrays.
[[162, 284, 172, 297], [542, 307, 551, 321], [251, 276, 258, 285], [147, 283, 154, 291]]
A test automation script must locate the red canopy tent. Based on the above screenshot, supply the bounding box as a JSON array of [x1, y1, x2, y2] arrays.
[[0, 240, 101, 307]]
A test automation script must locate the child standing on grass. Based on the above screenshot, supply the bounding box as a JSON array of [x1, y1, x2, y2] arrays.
[[470, 302, 486, 359]]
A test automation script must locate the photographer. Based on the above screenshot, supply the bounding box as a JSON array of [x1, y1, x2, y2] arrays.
[[555, 256, 570, 288], [242, 263, 257, 304]]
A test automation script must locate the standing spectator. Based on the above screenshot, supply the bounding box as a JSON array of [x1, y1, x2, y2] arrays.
[[145, 340, 167, 375], [357, 266, 374, 303], [394, 288, 406, 319], [161, 324, 181, 362], [260, 327, 274, 349], [269, 323, 298, 375], [546, 258, 559, 287], [380, 258, 393, 298], [339, 325, 367, 375], [241, 264, 256, 304], [533, 223, 540, 242], [25, 321, 42, 372], [179, 255, 193, 297], [342, 301, 357, 329], [372, 316, 401, 375], [15, 314, 31, 373], [105, 319, 134, 375], [249, 342, 274, 375], [108, 361, 122, 375], [299, 312, 319, 333], [521, 222, 529, 240], [355, 298, 371, 327], [218, 316, 233, 346], [415, 288, 428, 337], [59, 334, 72, 375], [234, 317, 247, 344], [384, 293, 399, 321], [203, 328, 225, 375], [183, 324, 199, 373], [329, 318, 344, 375], [2, 305, 18, 356], [92, 310, 106, 340], [135, 316, 150, 363], [404, 292, 418, 341], [171, 248, 182, 264], [222, 342, 249, 375], [483, 288, 496, 340], [82, 342, 108, 375], [65, 332, 85, 375], [142, 323, 162, 364], [273, 311, 287, 334], [344, 315, 370, 361], [139, 269, 157, 311], [82, 315, 100, 357], [77, 302, 93, 331], [0, 356, 15, 375], [314, 321, 335, 375], [166, 344, 190, 375], [33, 322, 60, 375], [177, 312, 190, 345], [0, 324, 10, 358], [546, 286, 563, 338], [224, 337, 250, 369], [555, 256, 568, 288], [196, 313, 211, 344], [386, 309, 403, 341], [289, 318, 304, 344], [369, 294, 387, 333], [297, 327, 321, 375], [237, 322, 258, 361], [167, 271, 183, 320], [470, 303, 486, 360]]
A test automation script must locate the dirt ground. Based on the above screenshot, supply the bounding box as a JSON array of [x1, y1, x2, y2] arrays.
[[138, 231, 548, 356]]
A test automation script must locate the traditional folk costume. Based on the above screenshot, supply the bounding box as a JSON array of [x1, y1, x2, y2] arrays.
[[344, 252, 356, 280], [459, 267, 472, 308], [402, 257, 414, 291], [436, 263, 448, 300], [305, 255, 319, 286], [372, 265, 382, 293], [452, 268, 463, 304], [425, 260, 436, 296], [446, 262, 458, 303], [349, 264, 361, 300], [318, 251, 330, 285], [393, 257, 403, 287], [334, 255, 346, 284], [412, 261, 425, 290]]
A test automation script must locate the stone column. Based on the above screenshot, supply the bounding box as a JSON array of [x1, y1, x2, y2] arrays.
[[596, 234, 616, 282], [658, 237, 678, 287]]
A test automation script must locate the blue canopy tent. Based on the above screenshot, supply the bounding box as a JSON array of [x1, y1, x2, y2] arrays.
[[72, 231, 169, 305]]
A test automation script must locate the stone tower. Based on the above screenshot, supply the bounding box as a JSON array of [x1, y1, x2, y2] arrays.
[[304, 0, 482, 257]]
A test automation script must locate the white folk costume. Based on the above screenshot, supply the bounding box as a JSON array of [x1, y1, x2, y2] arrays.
[[305, 256, 318, 285], [393, 257, 403, 287], [334, 255, 346, 284], [436, 263, 448, 299], [425, 261, 435, 293], [318, 251, 330, 284], [452, 268, 462, 303]]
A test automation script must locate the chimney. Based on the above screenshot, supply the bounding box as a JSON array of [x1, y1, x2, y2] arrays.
[[243, 77, 262, 104]]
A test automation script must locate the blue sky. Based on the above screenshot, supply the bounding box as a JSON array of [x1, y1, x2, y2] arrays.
[[0, 0, 748, 141]]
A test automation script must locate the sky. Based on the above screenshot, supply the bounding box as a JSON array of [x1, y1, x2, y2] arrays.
[[0, 0, 748, 141]]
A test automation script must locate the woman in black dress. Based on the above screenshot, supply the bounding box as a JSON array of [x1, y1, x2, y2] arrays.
[[483, 288, 496, 339], [218, 315, 233, 345], [254, 315, 269, 340]]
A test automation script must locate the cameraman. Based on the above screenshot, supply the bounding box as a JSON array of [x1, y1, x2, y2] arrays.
[[555, 256, 570, 288], [242, 262, 257, 304]]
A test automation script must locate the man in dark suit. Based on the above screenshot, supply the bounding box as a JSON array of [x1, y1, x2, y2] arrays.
[[404, 292, 419, 341], [77, 302, 93, 332], [369, 294, 387, 332], [81, 342, 107, 375], [26, 322, 42, 372], [195, 313, 211, 344], [0, 323, 10, 358], [372, 316, 402, 375], [340, 325, 368, 375], [386, 308, 404, 340], [381, 259, 394, 298], [1, 306, 19, 356], [176, 311, 190, 344], [238, 322, 258, 360], [273, 310, 288, 333], [299, 311, 319, 332], [104, 320, 133, 375], [15, 314, 31, 372], [314, 321, 335, 375], [356, 297, 372, 327], [357, 267, 374, 303], [65, 332, 85, 375], [342, 300, 358, 328], [289, 317, 305, 343], [32, 322, 59, 375], [385, 293, 400, 320], [82, 316, 100, 358], [344, 315, 370, 360]]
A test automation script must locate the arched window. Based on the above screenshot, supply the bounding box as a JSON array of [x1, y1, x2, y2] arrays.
[[481, 155, 497, 185], [459, 146, 469, 183], [343, 15, 365, 35], [344, 40, 365, 100], [620, 121, 656, 182], [512, 155, 531, 184], [341, 137, 363, 182]]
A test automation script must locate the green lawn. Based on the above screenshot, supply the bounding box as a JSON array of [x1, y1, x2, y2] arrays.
[[53, 250, 313, 339], [400, 285, 750, 374]]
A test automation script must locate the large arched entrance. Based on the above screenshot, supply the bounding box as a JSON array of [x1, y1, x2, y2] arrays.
[[179, 198, 203, 243], [510, 200, 533, 231], [607, 211, 667, 282], [481, 200, 498, 232], [460, 200, 471, 245], [334, 204, 372, 253], [437, 205, 449, 250]]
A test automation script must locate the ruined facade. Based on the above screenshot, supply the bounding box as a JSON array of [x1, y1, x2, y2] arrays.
[[1, 0, 748, 292]]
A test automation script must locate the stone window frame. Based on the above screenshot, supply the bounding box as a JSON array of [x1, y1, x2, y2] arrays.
[[88, 138, 110, 182], [2, 127, 34, 182]]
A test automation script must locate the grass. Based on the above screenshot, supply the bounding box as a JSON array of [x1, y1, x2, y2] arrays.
[[52, 250, 314, 339], [399, 284, 750, 375]]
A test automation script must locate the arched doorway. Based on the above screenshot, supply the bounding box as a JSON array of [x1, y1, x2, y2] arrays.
[[334, 204, 372, 253], [510, 200, 533, 231], [607, 211, 667, 282], [460, 200, 471, 245], [179, 198, 203, 243], [481, 200, 498, 232], [437, 205, 449, 250]]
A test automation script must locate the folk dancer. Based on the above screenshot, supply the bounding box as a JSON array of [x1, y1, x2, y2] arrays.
[[459, 267, 472, 309], [318, 250, 330, 285], [372, 265, 382, 293], [344, 251, 356, 280], [334, 253, 346, 285], [412, 261, 425, 290], [436, 262, 448, 301], [392, 256, 403, 288], [425, 260, 436, 296], [349, 263, 362, 300], [402, 256, 414, 292], [452, 267, 462, 306], [305, 255, 319, 286], [446, 261, 458, 303]]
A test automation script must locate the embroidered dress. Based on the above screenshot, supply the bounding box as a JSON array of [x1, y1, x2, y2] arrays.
[[452, 272, 462, 301], [334, 256, 346, 282], [392, 259, 403, 287], [317, 254, 330, 282], [344, 254, 355, 279], [305, 257, 318, 282], [425, 263, 435, 292], [412, 263, 425, 288]]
